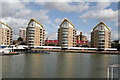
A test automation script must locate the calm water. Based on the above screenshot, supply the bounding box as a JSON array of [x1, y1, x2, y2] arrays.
[[2, 52, 119, 78]]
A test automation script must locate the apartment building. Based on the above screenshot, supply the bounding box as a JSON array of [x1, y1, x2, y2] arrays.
[[76, 32, 87, 41], [91, 21, 111, 49], [0, 22, 13, 45], [76, 32, 88, 47], [19, 28, 26, 41], [58, 19, 76, 49], [26, 19, 45, 46]]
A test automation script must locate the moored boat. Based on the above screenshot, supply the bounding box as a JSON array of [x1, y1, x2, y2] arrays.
[[25, 49, 50, 54], [1, 48, 19, 55]]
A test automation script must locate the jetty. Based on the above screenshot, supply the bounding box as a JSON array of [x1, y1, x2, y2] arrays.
[[32, 48, 120, 54]]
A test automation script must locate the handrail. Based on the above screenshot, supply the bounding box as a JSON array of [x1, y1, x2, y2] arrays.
[[107, 64, 120, 79]]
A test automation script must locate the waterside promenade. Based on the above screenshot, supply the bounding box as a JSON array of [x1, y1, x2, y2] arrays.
[[32, 48, 120, 54]]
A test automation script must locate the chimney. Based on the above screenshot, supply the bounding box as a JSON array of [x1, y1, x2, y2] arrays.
[[80, 32, 82, 41]]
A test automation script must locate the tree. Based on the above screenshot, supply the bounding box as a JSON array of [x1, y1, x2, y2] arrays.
[[48, 43, 55, 46], [111, 40, 119, 48], [17, 37, 23, 41]]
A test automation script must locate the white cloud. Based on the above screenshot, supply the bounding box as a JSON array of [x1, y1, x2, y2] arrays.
[[83, 19, 87, 23], [45, 31, 58, 40], [79, 2, 118, 27], [80, 9, 118, 27], [13, 34, 19, 40], [91, 1, 112, 10], [38, 10, 51, 24], [2, 2, 51, 24], [1, 2, 51, 40], [1, 17, 28, 39], [30, 10, 51, 24], [76, 30, 82, 35], [55, 18, 63, 24], [2, 0, 119, 2], [1, 17, 28, 28], [36, 2, 90, 12], [84, 33, 91, 41], [1, 2, 26, 17], [111, 30, 118, 40], [80, 9, 118, 21], [2, 0, 20, 2]]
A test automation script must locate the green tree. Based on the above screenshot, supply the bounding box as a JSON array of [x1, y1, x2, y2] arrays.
[[48, 44, 55, 46], [17, 37, 23, 41]]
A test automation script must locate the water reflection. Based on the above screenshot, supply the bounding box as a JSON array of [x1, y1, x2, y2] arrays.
[[2, 52, 119, 78]]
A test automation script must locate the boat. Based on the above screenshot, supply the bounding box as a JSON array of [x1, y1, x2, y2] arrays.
[[1, 48, 19, 55], [25, 48, 50, 54]]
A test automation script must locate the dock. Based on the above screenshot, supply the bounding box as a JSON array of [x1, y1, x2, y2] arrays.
[[32, 49, 120, 54]]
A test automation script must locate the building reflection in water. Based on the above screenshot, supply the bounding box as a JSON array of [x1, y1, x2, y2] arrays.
[[2, 52, 119, 78]]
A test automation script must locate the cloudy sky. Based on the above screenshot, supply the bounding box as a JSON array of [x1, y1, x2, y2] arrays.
[[1, 0, 119, 40]]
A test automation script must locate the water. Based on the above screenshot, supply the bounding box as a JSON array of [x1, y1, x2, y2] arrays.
[[2, 52, 119, 78]]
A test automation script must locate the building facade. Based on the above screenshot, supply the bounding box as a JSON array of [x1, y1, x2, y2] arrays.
[[26, 19, 45, 46], [76, 32, 87, 41], [91, 21, 111, 49], [0, 22, 13, 45], [19, 28, 26, 41], [76, 32, 88, 47], [45, 40, 58, 46], [58, 19, 76, 49]]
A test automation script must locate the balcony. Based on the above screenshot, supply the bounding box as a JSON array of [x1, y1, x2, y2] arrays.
[[62, 43, 68, 45], [28, 28, 35, 31], [62, 34, 68, 37], [62, 28, 68, 32], [99, 34, 105, 36], [28, 43, 34, 44], [62, 32, 68, 35], [99, 31, 105, 34], [99, 37, 105, 40], [62, 40, 68, 43], [62, 37, 68, 40]]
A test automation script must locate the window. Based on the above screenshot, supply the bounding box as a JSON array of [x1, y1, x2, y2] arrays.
[[29, 41, 34, 43], [29, 30, 34, 33], [98, 46, 104, 48], [99, 34, 104, 36], [29, 38, 34, 40], [99, 43, 104, 45], [99, 37, 104, 40], [99, 31, 105, 34]]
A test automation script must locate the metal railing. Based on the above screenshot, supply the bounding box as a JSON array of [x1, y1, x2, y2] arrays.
[[107, 64, 120, 79]]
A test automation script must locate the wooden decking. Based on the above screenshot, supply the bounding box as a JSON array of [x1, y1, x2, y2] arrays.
[[32, 49, 120, 54]]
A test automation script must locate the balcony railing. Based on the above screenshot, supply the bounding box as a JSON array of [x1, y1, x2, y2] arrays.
[[62, 28, 68, 32], [62, 32, 68, 35]]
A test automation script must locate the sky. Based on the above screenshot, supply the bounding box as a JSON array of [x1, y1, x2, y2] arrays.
[[0, 0, 119, 41]]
